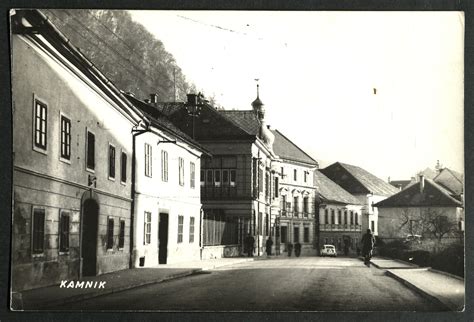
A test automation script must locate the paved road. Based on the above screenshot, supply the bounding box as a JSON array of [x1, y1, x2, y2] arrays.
[[53, 257, 444, 311]]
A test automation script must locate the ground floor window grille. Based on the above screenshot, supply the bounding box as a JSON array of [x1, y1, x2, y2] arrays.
[[203, 210, 238, 245], [32, 208, 45, 254], [119, 220, 125, 249], [59, 211, 70, 252], [107, 218, 114, 249]]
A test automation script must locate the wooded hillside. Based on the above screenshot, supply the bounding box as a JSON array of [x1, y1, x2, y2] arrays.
[[42, 9, 196, 102]]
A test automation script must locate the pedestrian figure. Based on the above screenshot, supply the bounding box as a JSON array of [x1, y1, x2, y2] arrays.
[[361, 229, 375, 266], [248, 234, 255, 257], [287, 243, 293, 257], [294, 242, 301, 257], [266, 237, 273, 256]]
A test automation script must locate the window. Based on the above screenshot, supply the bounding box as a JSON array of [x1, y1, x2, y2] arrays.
[[144, 143, 152, 177], [293, 226, 300, 243], [274, 177, 279, 198], [60, 115, 71, 160], [324, 209, 329, 224], [59, 211, 70, 253], [119, 220, 125, 249], [178, 215, 184, 243], [161, 150, 168, 182], [265, 173, 270, 198], [230, 170, 236, 187], [303, 196, 309, 214], [355, 212, 359, 225], [86, 131, 95, 170], [108, 144, 116, 179], [34, 99, 47, 150], [282, 195, 287, 214], [258, 168, 263, 193], [293, 169, 297, 181], [371, 220, 375, 232], [121, 152, 127, 183], [107, 218, 114, 250], [281, 226, 288, 243], [338, 210, 342, 225], [214, 169, 221, 187], [344, 211, 348, 225], [281, 167, 284, 177], [304, 226, 310, 243], [304, 171, 307, 183], [206, 169, 213, 185], [178, 157, 185, 186], [200, 170, 205, 187], [350, 211, 354, 225], [144, 212, 151, 245], [222, 169, 229, 185], [293, 196, 299, 214], [32, 208, 45, 254], [189, 217, 195, 243], [190, 162, 195, 188]]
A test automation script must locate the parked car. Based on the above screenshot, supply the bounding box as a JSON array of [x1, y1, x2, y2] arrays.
[[320, 244, 337, 257]]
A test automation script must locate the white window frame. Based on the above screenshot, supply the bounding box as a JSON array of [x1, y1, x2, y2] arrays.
[[190, 162, 195, 189], [144, 211, 152, 245], [120, 149, 127, 185], [161, 150, 169, 182], [85, 128, 96, 173], [144, 143, 152, 178], [59, 111, 71, 164], [32, 94, 48, 155], [179, 157, 185, 186], [108, 143, 116, 181]]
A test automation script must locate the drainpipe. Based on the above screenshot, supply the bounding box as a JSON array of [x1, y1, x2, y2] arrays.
[[130, 123, 150, 268]]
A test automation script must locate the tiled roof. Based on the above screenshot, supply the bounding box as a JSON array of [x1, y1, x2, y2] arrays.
[[375, 178, 463, 208], [154, 102, 184, 116], [123, 94, 206, 151], [433, 168, 463, 196], [270, 129, 318, 166], [314, 171, 362, 205], [389, 180, 412, 190], [321, 162, 400, 196], [218, 110, 261, 136]]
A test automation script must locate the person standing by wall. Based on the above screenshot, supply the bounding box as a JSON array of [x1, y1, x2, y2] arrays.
[[361, 229, 375, 266]]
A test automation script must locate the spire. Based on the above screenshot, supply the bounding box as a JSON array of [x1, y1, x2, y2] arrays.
[[251, 79, 263, 112]]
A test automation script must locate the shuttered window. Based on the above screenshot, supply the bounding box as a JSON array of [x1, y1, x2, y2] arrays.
[[59, 211, 70, 252], [32, 208, 45, 254]]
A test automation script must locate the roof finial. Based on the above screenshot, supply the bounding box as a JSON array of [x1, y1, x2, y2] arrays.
[[254, 78, 260, 98]]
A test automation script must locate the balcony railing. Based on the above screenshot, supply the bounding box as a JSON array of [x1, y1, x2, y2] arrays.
[[319, 224, 362, 231], [201, 186, 239, 200]]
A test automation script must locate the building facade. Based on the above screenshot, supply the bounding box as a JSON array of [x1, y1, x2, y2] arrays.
[[124, 94, 208, 266], [376, 175, 464, 244], [11, 10, 145, 291], [320, 162, 399, 237], [314, 170, 363, 254], [270, 130, 318, 256], [155, 91, 279, 258]]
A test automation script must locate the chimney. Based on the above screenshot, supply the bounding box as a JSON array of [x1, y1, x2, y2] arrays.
[[410, 176, 416, 183], [150, 93, 158, 104], [419, 174, 425, 193], [388, 176, 391, 183], [187, 93, 198, 106]]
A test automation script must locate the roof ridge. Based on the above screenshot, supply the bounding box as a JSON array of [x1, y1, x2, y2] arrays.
[[273, 129, 318, 165]]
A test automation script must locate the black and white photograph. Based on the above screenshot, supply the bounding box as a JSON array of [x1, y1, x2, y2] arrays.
[[8, 8, 465, 313]]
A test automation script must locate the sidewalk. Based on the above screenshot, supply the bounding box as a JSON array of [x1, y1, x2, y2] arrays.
[[12, 257, 253, 310], [369, 257, 464, 311]]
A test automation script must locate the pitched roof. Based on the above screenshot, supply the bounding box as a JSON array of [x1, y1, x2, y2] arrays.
[[218, 110, 261, 136], [321, 162, 400, 196], [270, 129, 318, 166], [433, 168, 463, 196], [419, 167, 438, 179], [314, 171, 362, 205], [374, 178, 463, 208], [389, 180, 412, 190], [123, 94, 208, 153]]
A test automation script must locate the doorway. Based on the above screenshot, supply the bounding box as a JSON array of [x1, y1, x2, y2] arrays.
[[158, 213, 169, 264], [81, 199, 99, 276]]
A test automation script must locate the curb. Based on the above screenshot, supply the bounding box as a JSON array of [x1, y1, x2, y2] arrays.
[[385, 269, 453, 311], [21, 268, 203, 310], [368, 258, 419, 269], [428, 268, 464, 281]]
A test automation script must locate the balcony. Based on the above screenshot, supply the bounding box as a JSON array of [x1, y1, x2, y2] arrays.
[[201, 186, 239, 200], [319, 224, 362, 232]]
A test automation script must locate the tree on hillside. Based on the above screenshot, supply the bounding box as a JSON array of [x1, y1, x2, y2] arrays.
[[42, 9, 196, 102]]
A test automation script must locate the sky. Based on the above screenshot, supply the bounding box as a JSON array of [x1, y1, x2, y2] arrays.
[[130, 11, 464, 180]]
